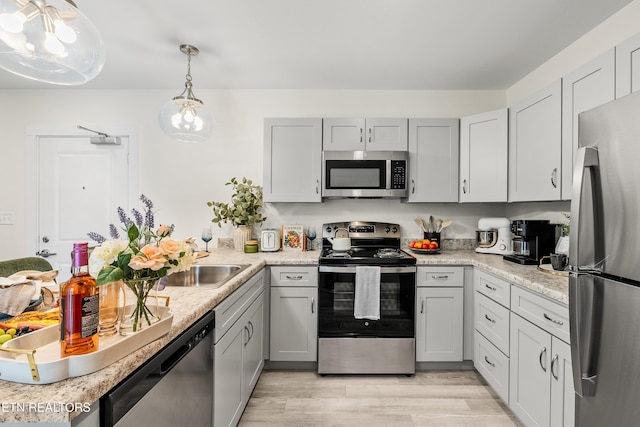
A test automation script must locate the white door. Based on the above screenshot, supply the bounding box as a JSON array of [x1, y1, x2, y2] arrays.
[[31, 133, 135, 282]]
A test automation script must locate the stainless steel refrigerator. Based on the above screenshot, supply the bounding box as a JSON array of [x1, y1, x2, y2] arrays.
[[570, 90, 640, 427]]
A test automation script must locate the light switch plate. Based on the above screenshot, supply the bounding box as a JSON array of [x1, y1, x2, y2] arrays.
[[0, 212, 14, 225]]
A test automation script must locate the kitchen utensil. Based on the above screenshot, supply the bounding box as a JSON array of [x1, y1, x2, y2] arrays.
[[435, 219, 442, 233], [429, 216, 435, 233], [414, 218, 427, 232], [438, 220, 452, 232], [475, 217, 513, 255], [328, 228, 351, 251]]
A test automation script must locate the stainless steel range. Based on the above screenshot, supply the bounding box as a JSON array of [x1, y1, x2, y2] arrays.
[[318, 221, 416, 375]]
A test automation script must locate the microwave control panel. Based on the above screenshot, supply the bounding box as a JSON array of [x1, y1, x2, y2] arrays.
[[391, 160, 407, 189]]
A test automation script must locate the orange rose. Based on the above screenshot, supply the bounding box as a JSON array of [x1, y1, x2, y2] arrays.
[[159, 238, 180, 259], [129, 244, 166, 271], [157, 224, 170, 237]]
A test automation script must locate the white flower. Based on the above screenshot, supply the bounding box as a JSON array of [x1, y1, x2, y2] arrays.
[[167, 240, 197, 274], [89, 240, 130, 277]]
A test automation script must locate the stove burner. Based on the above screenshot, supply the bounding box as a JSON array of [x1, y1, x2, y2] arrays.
[[324, 250, 352, 258], [374, 248, 405, 259]]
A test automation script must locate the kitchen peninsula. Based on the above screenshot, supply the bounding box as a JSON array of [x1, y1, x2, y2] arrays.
[[0, 248, 567, 425]]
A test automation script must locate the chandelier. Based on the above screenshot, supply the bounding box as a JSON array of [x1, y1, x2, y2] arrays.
[[0, 0, 105, 85], [158, 44, 213, 143]]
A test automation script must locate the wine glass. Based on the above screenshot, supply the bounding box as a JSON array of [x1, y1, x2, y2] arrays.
[[307, 226, 317, 250], [201, 227, 213, 252]]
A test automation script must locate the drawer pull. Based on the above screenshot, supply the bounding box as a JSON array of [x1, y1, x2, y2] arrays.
[[286, 275, 304, 280], [484, 356, 495, 368], [484, 314, 496, 324], [485, 284, 497, 291], [420, 299, 425, 314], [543, 313, 564, 326], [551, 354, 559, 380], [431, 275, 449, 280], [539, 347, 548, 372]]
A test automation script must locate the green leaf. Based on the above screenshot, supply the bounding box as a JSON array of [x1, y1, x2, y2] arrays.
[[96, 266, 123, 286], [128, 224, 140, 242]]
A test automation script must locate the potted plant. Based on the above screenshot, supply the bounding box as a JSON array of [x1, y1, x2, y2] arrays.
[[207, 177, 266, 251]]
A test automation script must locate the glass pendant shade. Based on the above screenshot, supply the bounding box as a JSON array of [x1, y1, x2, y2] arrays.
[[158, 44, 213, 143], [0, 0, 105, 85]]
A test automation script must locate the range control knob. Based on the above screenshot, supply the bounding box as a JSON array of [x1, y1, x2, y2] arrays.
[[499, 243, 506, 251], [385, 226, 390, 233], [391, 226, 398, 233], [325, 226, 332, 233]]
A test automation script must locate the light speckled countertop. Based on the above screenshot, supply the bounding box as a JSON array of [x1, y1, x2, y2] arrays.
[[0, 248, 567, 424]]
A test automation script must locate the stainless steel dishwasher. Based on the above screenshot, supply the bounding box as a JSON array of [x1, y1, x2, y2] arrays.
[[101, 310, 215, 427]]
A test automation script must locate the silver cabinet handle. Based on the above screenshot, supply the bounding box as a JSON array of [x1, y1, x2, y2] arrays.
[[420, 299, 424, 314], [36, 249, 57, 258], [316, 179, 319, 194], [485, 284, 497, 291], [248, 321, 254, 340], [551, 354, 559, 380], [311, 297, 315, 314], [543, 313, 564, 326], [431, 275, 449, 280], [484, 314, 496, 324], [286, 275, 303, 280], [368, 127, 372, 143], [462, 179, 467, 194], [539, 347, 548, 372], [484, 356, 495, 368], [551, 168, 558, 188], [244, 325, 250, 346], [411, 179, 415, 194], [360, 127, 363, 143]]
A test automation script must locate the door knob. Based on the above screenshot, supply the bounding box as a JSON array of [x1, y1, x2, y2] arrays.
[[42, 236, 50, 243], [36, 249, 57, 258]]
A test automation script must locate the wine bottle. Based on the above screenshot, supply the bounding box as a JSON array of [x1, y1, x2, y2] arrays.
[[60, 242, 99, 357]]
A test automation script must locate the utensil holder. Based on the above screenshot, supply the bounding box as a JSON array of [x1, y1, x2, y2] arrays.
[[423, 232, 441, 247]]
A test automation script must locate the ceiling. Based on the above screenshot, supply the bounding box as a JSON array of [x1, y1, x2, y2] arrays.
[[0, 0, 634, 90]]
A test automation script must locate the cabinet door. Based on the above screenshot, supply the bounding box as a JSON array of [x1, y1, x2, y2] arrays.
[[460, 108, 508, 202], [406, 118, 459, 202], [270, 287, 318, 362], [243, 293, 264, 401], [263, 118, 322, 202], [214, 322, 244, 427], [550, 338, 575, 427], [510, 313, 552, 427], [322, 118, 365, 150], [509, 81, 562, 202], [416, 287, 463, 362], [616, 32, 640, 98], [561, 49, 615, 200], [366, 118, 408, 151]]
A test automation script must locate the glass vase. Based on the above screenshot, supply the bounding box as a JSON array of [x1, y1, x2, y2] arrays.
[[119, 278, 162, 335], [98, 280, 124, 336]]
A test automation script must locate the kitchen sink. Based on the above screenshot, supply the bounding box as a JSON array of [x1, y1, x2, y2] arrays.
[[166, 264, 251, 288]]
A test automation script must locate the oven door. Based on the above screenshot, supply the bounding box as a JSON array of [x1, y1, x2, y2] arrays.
[[318, 265, 416, 338]]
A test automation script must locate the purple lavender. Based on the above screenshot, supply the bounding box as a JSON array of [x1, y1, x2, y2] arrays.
[[109, 224, 120, 239], [87, 232, 106, 244], [140, 194, 154, 210], [131, 208, 143, 228], [117, 207, 132, 227]]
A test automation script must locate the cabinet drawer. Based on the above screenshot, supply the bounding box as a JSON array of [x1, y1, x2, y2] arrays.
[[270, 266, 318, 287], [417, 266, 464, 287], [511, 285, 569, 343], [474, 269, 510, 308], [475, 292, 510, 356], [214, 270, 265, 343], [475, 330, 509, 404]]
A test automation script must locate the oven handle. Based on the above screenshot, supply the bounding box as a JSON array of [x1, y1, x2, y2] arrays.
[[319, 265, 416, 274]]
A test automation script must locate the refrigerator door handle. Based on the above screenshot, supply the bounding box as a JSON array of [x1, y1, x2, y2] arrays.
[[570, 273, 600, 398], [570, 146, 601, 273]]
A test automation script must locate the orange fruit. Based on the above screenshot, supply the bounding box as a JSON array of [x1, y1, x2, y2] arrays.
[[423, 239, 430, 245]]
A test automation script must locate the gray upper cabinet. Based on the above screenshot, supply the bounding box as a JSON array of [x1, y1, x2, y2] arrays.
[[405, 118, 459, 202], [616, 32, 640, 98], [323, 118, 408, 151], [508, 81, 562, 202], [459, 108, 508, 202], [263, 118, 322, 203], [561, 49, 615, 200]]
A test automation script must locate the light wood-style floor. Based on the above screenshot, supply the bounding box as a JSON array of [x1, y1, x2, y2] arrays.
[[239, 370, 524, 426]]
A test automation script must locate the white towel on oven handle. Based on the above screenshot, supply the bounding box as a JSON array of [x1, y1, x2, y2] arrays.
[[354, 265, 380, 320]]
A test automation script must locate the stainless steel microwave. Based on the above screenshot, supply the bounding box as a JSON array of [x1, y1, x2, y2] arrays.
[[322, 151, 409, 198]]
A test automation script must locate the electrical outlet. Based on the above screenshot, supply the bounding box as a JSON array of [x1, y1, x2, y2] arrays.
[[0, 212, 14, 225]]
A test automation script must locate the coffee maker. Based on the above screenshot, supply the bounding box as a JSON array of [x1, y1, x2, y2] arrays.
[[503, 219, 558, 265]]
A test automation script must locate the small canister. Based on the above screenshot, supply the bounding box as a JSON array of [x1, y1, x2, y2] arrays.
[[244, 240, 259, 253]]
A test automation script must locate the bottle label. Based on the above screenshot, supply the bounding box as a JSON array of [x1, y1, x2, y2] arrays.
[[81, 294, 99, 338]]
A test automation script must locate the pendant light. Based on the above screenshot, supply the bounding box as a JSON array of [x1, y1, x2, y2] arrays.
[[158, 44, 213, 143], [0, 0, 105, 85]]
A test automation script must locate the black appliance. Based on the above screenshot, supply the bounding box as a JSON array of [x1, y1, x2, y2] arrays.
[[317, 221, 416, 375], [503, 219, 558, 265]]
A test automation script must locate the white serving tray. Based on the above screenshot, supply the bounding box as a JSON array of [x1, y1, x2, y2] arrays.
[[0, 306, 173, 384]]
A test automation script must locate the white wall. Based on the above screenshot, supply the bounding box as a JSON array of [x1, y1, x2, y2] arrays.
[[507, 0, 640, 104], [0, 89, 506, 260]]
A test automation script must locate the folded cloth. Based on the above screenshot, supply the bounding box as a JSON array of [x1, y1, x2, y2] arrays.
[[354, 266, 381, 320], [0, 270, 58, 317]]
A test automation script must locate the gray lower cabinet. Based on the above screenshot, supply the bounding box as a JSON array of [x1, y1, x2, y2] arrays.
[[213, 270, 265, 427], [269, 266, 318, 362], [415, 266, 464, 362]]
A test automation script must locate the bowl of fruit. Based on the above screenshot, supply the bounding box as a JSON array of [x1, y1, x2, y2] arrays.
[[409, 238, 440, 254]]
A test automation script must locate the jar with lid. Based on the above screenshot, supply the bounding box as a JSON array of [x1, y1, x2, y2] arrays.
[[244, 240, 259, 253]]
